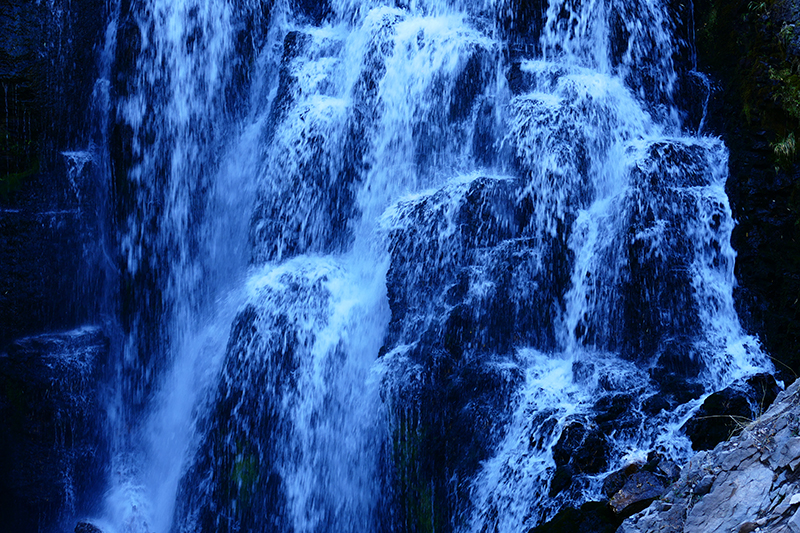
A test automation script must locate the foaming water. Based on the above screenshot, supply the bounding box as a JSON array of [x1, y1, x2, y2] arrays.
[[92, 0, 773, 531]]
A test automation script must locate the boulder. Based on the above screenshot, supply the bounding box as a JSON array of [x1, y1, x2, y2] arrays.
[[609, 472, 667, 517], [602, 463, 641, 498], [549, 420, 609, 496], [682, 373, 781, 450], [529, 501, 621, 533]]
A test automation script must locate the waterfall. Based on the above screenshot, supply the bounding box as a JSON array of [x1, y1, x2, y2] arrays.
[[93, 0, 772, 531]]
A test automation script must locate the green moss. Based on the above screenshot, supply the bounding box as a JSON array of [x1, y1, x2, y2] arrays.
[[770, 67, 800, 121], [231, 440, 260, 507]]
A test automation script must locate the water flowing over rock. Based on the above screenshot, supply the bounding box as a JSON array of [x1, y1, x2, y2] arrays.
[[620, 378, 800, 533], [0, 328, 108, 532], [6, 0, 791, 531]]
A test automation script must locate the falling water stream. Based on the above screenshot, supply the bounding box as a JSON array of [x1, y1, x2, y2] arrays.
[[92, 0, 772, 531]]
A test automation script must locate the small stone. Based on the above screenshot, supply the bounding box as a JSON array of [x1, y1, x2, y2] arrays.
[[738, 521, 758, 533], [694, 474, 715, 496], [610, 471, 667, 517]]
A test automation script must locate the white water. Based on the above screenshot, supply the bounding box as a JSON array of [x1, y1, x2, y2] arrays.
[[92, 0, 773, 531]]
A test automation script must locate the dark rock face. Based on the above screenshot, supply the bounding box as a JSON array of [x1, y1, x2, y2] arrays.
[[693, 0, 800, 377], [0, 0, 111, 347], [173, 300, 302, 533], [608, 471, 666, 517], [380, 176, 544, 532], [529, 501, 621, 533], [550, 420, 609, 496], [0, 328, 108, 533], [682, 373, 781, 450]]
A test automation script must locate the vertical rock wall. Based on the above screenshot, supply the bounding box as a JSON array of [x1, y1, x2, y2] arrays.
[[694, 0, 800, 376], [0, 0, 110, 346]]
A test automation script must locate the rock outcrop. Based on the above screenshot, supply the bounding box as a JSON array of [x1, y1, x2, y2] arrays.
[[0, 0, 112, 346], [0, 328, 109, 533], [619, 378, 800, 533]]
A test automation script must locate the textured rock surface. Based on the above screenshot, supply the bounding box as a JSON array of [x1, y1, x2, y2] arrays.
[[682, 373, 782, 451], [0, 328, 108, 533], [0, 0, 111, 346], [619, 378, 800, 533]]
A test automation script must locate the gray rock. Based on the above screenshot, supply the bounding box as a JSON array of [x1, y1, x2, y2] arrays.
[[694, 474, 714, 496], [790, 507, 800, 533], [617, 380, 800, 533], [609, 472, 667, 516], [685, 465, 773, 531]]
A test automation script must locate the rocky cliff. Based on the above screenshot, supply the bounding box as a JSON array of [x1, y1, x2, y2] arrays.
[[620, 376, 800, 533], [694, 0, 800, 376]]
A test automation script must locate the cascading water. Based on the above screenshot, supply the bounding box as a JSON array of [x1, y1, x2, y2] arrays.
[[93, 0, 773, 531]]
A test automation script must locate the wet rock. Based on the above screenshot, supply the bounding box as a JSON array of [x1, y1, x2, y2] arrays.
[[609, 471, 667, 517], [0, 328, 108, 533], [682, 374, 781, 451], [593, 394, 637, 433], [602, 463, 642, 498], [552, 420, 609, 488], [529, 501, 622, 533], [172, 273, 327, 533], [293, 0, 331, 25], [75, 522, 105, 533], [619, 378, 800, 533]]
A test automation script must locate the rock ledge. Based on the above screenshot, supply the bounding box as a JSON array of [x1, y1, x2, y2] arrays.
[[620, 378, 800, 533]]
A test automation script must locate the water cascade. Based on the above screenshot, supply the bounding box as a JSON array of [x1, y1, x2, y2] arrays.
[[91, 0, 773, 531]]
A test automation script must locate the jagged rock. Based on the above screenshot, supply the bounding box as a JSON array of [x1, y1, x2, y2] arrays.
[[609, 472, 667, 517], [619, 378, 800, 533], [553, 421, 609, 475], [603, 463, 642, 498], [549, 420, 609, 496], [684, 464, 773, 531]]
